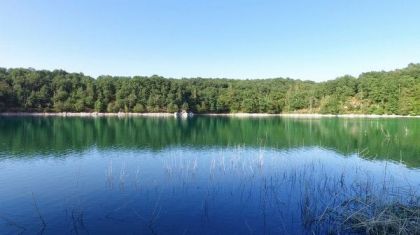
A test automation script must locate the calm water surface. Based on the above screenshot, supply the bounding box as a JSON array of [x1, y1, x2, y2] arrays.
[[0, 117, 419, 234]]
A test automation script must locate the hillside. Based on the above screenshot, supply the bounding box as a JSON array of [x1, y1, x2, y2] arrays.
[[0, 64, 419, 115]]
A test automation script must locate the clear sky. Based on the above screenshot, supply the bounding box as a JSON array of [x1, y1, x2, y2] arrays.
[[0, 0, 419, 81]]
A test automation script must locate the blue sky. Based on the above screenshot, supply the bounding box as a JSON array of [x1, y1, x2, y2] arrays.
[[0, 0, 419, 81]]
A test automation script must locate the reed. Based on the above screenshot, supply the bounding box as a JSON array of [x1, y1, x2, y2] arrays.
[[31, 192, 46, 234], [93, 148, 420, 234]]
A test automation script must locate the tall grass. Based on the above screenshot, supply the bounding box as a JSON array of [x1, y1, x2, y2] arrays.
[[5, 147, 418, 234]]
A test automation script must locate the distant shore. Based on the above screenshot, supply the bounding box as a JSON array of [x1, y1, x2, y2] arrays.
[[0, 112, 419, 118], [203, 113, 420, 118], [0, 112, 173, 117]]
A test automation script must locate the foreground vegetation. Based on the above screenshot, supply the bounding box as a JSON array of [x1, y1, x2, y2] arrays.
[[3, 150, 418, 234], [0, 64, 419, 114]]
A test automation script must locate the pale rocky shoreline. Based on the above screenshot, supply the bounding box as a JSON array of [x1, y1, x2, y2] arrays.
[[0, 112, 419, 118], [204, 113, 420, 118], [0, 112, 173, 117]]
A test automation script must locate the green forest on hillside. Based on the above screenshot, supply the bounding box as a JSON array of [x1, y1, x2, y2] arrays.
[[0, 64, 419, 115]]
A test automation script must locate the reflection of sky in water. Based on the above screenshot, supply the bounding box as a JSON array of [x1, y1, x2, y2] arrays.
[[1, 146, 419, 234]]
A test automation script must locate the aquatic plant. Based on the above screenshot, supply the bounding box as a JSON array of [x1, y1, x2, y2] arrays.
[[3, 147, 419, 234]]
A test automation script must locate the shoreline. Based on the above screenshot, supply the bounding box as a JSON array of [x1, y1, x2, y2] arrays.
[[203, 113, 420, 118], [0, 112, 173, 117], [0, 112, 419, 118]]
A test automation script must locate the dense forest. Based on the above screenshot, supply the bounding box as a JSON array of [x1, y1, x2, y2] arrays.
[[0, 64, 419, 115]]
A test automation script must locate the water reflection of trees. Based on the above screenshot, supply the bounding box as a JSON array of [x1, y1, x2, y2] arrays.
[[1, 117, 419, 167]]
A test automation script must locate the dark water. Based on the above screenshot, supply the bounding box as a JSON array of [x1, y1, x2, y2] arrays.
[[0, 116, 419, 234]]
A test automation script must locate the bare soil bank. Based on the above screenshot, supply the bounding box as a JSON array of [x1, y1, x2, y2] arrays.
[[0, 112, 173, 117], [0, 112, 419, 118]]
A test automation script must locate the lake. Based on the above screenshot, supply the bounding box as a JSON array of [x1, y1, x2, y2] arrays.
[[0, 116, 419, 234]]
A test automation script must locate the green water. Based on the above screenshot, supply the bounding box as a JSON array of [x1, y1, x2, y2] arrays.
[[0, 116, 419, 234], [1, 116, 419, 167]]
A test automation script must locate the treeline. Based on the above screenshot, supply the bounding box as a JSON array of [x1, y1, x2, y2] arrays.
[[0, 64, 419, 114]]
